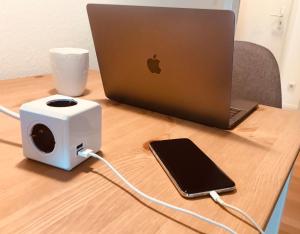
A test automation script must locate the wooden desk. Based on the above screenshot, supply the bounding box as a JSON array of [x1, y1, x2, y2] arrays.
[[0, 71, 299, 234]]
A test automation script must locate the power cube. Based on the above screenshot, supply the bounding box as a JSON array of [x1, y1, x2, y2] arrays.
[[20, 95, 101, 170]]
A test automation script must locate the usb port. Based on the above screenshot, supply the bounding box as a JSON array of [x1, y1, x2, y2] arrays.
[[76, 143, 83, 153]]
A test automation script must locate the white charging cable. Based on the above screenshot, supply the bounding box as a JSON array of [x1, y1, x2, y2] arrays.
[[78, 149, 236, 234], [0, 105, 20, 120], [209, 191, 265, 234]]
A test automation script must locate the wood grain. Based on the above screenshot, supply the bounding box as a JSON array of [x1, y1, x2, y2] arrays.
[[0, 71, 299, 234], [280, 155, 300, 234]]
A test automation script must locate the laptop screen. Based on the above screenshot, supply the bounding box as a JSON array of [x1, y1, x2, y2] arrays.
[[95, 0, 240, 25]]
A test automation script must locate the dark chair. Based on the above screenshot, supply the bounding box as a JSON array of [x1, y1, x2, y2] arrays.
[[232, 41, 282, 108]]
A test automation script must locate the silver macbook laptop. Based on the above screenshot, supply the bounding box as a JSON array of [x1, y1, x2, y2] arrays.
[[87, 4, 257, 129]]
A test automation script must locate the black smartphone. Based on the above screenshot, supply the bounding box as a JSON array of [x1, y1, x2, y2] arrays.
[[149, 138, 235, 198]]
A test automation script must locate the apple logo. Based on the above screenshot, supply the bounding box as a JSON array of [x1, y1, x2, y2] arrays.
[[147, 54, 161, 74]]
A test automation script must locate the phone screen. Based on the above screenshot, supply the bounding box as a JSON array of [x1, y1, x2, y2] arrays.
[[149, 138, 235, 197]]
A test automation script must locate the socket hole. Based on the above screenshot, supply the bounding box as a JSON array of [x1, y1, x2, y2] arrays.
[[47, 99, 77, 107], [31, 124, 55, 153]]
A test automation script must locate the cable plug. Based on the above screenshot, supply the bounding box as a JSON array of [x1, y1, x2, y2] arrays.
[[209, 191, 264, 234], [77, 148, 94, 158], [210, 191, 225, 205]]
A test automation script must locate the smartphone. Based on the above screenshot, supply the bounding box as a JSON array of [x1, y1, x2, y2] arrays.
[[149, 138, 235, 198]]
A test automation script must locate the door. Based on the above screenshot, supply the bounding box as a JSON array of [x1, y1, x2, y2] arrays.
[[235, 0, 293, 64]]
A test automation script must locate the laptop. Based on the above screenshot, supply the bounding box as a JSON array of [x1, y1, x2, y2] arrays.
[[87, 4, 257, 129]]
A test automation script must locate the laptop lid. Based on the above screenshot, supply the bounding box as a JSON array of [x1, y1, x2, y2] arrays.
[[87, 4, 235, 128]]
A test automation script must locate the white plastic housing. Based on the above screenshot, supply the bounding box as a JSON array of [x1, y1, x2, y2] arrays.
[[20, 95, 101, 170]]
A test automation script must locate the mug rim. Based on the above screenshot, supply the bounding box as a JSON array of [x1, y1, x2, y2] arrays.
[[49, 47, 89, 55]]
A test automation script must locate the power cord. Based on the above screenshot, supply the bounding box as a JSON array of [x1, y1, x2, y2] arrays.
[[210, 191, 265, 234], [0, 105, 20, 120], [78, 149, 237, 234]]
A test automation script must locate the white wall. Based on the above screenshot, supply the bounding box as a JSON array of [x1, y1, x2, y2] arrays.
[[0, 1, 96, 80], [0, 0, 238, 80], [234, 0, 300, 109], [280, 0, 300, 109], [235, 0, 292, 64]]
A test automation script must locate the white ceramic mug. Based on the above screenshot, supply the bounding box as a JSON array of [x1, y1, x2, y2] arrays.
[[49, 48, 89, 97]]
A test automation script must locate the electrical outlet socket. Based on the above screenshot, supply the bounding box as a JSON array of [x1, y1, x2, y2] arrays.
[[288, 82, 296, 88]]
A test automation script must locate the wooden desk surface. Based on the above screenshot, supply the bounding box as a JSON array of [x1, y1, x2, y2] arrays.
[[0, 71, 299, 234]]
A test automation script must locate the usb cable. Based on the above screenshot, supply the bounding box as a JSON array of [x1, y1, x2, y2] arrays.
[[210, 191, 265, 233], [78, 149, 236, 234], [0, 105, 20, 120]]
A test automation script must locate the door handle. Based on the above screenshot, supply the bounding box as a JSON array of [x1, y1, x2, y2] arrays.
[[270, 13, 284, 18], [270, 8, 285, 30]]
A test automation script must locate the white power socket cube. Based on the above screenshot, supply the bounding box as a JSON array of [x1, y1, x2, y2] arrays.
[[20, 95, 101, 170]]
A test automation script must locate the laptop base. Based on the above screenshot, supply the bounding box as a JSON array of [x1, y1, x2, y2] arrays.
[[229, 99, 258, 129]]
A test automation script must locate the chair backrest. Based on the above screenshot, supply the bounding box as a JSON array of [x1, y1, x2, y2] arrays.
[[232, 41, 282, 108]]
